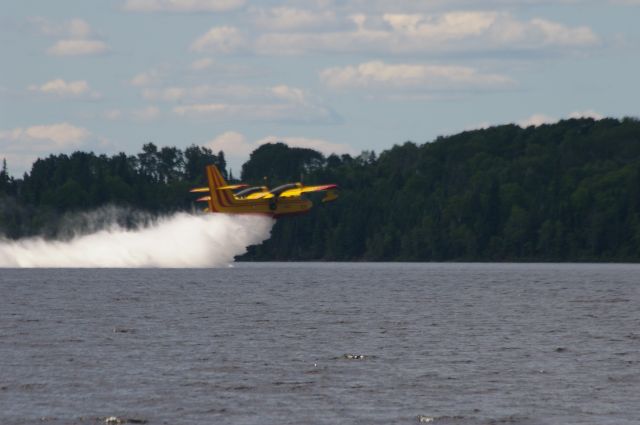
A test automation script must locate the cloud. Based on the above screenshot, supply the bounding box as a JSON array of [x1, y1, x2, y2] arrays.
[[173, 103, 336, 124], [188, 58, 258, 77], [255, 135, 357, 156], [204, 131, 355, 161], [130, 69, 164, 87], [30, 17, 92, 38], [270, 85, 306, 103], [123, 0, 245, 12], [0, 123, 90, 149], [190, 26, 245, 53], [518, 113, 556, 127], [28, 79, 101, 99], [568, 110, 604, 120], [321, 60, 514, 90], [164, 84, 337, 124], [205, 131, 251, 156], [48, 39, 108, 56], [518, 110, 603, 127], [0, 123, 91, 175], [251, 7, 338, 31], [142, 84, 257, 102], [255, 11, 600, 55], [103, 106, 160, 121], [32, 17, 109, 56]]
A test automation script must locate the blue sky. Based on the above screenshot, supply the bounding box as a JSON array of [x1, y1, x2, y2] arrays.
[[1, 0, 639, 176]]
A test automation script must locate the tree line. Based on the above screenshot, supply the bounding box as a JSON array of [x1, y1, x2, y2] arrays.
[[0, 144, 227, 238], [2, 117, 640, 261]]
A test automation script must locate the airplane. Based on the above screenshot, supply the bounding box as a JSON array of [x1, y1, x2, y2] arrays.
[[190, 165, 338, 218]]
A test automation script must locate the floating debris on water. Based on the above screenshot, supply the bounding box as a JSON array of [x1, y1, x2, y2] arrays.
[[113, 327, 135, 334], [104, 417, 147, 424]]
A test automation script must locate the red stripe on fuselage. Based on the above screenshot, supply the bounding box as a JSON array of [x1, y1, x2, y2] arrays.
[[211, 167, 234, 207], [208, 167, 223, 211]]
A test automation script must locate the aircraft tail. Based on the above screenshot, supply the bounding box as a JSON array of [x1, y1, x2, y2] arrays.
[[205, 165, 237, 212], [190, 165, 234, 212]]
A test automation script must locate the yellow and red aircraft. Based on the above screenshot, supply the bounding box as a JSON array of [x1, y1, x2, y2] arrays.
[[191, 165, 338, 218]]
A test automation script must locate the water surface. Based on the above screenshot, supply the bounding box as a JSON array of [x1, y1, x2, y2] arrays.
[[1, 263, 639, 424]]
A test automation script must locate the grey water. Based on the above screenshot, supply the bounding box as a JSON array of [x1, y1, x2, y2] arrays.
[[1, 263, 639, 425]]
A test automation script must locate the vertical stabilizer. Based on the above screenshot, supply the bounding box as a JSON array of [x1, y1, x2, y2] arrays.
[[206, 165, 236, 212]]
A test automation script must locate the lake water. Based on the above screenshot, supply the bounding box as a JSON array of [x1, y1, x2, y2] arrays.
[[1, 263, 639, 425]]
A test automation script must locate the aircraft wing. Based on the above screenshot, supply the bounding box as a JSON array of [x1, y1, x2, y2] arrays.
[[191, 184, 249, 193], [279, 184, 338, 198], [190, 187, 209, 193]]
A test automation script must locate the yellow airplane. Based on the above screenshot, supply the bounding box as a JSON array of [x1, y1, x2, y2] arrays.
[[191, 165, 338, 217]]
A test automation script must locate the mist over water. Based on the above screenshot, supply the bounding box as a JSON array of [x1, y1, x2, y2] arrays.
[[0, 211, 273, 267]]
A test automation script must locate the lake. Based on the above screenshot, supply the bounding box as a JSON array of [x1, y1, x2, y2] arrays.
[[1, 263, 639, 424]]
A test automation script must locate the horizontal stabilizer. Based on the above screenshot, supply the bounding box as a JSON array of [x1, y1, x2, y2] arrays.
[[196, 196, 211, 202], [190, 187, 209, 193], [322, 189, 338, 203], [218, 184, 250, 190]]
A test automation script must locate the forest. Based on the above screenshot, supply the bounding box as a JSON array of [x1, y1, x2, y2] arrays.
[[2, 117, 640, 261]]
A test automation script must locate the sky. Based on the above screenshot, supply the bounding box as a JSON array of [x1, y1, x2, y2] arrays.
[[1, 0, 639, 176]]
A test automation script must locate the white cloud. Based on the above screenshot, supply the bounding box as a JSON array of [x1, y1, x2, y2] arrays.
[[47, 39, 108, 56], [143, 87, 187, 101], [28, 79, 101, 99], [0, 123, 90, 148], [102, 106, 161, 121], [124, 0, 245, 12], [383, 11, 497, 41], [188, 59, 258, 77], [518, 113, 556, 127], [204, 131, 355, 162], [165, 84, 337, 124], [30, 17, 93, 38], [32, 18, 109, 56], [270, 85, 306, 103], [321, 60, 514, 90], [173, 103, 334, 123], [518, 110, 603, 127], [190, 26, 245, 53], [568, 110, 604, 120], [528, 18, 599, 46], [142, 84, 257, 102], [0, 123, 91, 175], [256, 136, 357, 157], [205, 131, 252, 156], [255, 11, 600, 55], [252, 7, 337, 31], [130, 69, 164, 87]]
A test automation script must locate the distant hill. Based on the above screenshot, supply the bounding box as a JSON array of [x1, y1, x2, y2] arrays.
[[2, 117, 640, 261]]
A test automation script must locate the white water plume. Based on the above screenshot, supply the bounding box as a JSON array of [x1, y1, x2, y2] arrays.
[[0, 212, 273, 268]]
